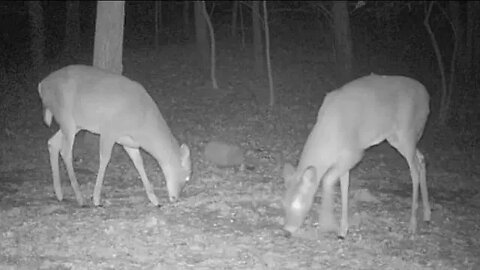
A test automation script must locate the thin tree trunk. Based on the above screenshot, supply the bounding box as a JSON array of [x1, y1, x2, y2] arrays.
[[424, 1, 449, 125], [472, 2, 480, 85], [448, 1, 465, 124], [252, 1, 264, 74], [231, 1, 238, 38], [183, 1, 190, 39], [332, 1, 352, 85], [449, 1, 464, 71], [27, 1, 45, 78], [471, 2, 480, 126], [154, 1, 162, 50], [240, 1, 245, 48], [263, 0, 274, 107], [201, 1, 218, 89], [466, 1, 475, 72], [194, 1, 209, 73], [64, 0, 81, 59]]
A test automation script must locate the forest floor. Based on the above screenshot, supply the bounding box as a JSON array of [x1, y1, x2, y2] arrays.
[[1, 43, 479, 270]]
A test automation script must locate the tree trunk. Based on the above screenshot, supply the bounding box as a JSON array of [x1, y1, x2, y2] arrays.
[[93, 0, 125, 74], [472, 2, 480, 82], [240, 2, 245, 48], [183, 1, 190, 39], [448, 1, 465, 124], [332, 1, 353, 86], [466, 1, 476, 72], [252, 1, 264, 74], [449, 1, 464, 68], [194, 0, 209, 73], [231, 1, 238, 38], [263, 0, 274, 107], [87, 1, 125, 151], [424, 1, 449, 125], [471, 2, 480, 125], [200, 0, 218, 89], [64, 0, 81, 59], [27, 1, 45, 79], [155, 1, 162, 49], [465, 1, 480, 126]]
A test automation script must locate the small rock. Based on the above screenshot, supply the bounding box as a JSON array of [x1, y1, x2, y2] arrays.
[[204, 141, 244, 167], [351, 188, 380, 203]]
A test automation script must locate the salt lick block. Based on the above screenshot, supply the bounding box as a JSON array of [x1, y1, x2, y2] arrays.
[[204, 141, 244, 167]]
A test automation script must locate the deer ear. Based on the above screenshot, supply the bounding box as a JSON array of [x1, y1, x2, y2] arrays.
[[180, 144, 191, 167], [302, 166, 316, 183]]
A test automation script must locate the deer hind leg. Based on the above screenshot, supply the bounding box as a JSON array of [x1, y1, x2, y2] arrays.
[[92, 134, 115, 207], [338, 171, 350, 239], [48, 130, 65, 202], [387, 134, 430, 234], [58, 121, 84, 206], [416, 149, 431, 223]]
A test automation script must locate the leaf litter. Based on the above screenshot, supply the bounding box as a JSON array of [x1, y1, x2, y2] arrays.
[[0, 45, 479, 270]]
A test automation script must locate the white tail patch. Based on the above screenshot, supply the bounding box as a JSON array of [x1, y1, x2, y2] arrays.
[[43, 108, 53, 127]]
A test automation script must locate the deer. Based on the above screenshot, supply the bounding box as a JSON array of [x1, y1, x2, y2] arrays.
[[38, 65, 191, 207], [282, 74, 431, 239]]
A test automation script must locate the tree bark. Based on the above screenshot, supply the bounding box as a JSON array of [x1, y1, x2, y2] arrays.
[[332, 1, 353, 85], [93, 0, 125, 74], [252, 1, 264, 74]]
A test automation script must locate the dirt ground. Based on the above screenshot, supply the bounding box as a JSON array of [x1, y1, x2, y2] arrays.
[[1, 45, 479, 270]]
